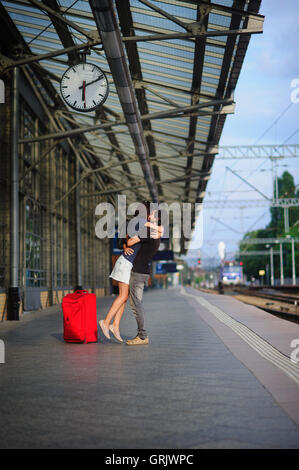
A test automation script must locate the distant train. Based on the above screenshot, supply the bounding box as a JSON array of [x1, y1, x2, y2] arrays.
[[221, 261, 243, 285]]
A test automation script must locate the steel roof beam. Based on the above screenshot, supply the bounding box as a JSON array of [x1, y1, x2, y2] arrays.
[[141, 86, 182, 108], [133, 78, 216, 98], [184, 2, 209, 203], [19, 97, 233, 143], [0, 38, 101, 73], [22, 65, 111, 198], [89, 0, 159, 202], [121, 26, 263, 43], [55, 149, 214, 206], [150, 129, 216, 146], [115, 0, 163, 197], [137, 0, 198, 32], [21, 2, 115, 198], [40, 0, 81, 65], [95, 106, 145, 199], [80, 171, 211, 199], [195, 0, 249, 212], [176, 0, 264, 21], [1, 24, 262, 73], [37, 1, 143, 199], [27, 0, 96, 40], [0, 2, 113, 199], [9, 0, 264, 23], [188, 0, 262, 252]]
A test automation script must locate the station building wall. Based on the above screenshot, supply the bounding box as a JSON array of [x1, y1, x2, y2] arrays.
[[0, 71, 111, 320]]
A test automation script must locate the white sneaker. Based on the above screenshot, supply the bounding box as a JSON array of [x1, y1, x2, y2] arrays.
[[109, 324, 123, 342], [99, 320, 110, 339]]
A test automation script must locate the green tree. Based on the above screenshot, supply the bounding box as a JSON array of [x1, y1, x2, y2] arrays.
[[239, 171, 299, 283], [269, 171, 299, 236]]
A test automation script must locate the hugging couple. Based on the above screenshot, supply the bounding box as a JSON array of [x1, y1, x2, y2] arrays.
[[99, 201, 163, 346]]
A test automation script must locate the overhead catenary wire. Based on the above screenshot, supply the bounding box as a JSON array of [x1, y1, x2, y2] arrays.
[[240, 125, 299, 187], [253, 102, 293, 145], [223, 102, 296, 199], [28, 0, 80, 45]]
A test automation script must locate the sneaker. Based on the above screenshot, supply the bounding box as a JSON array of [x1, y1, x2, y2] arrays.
[[109, 324, 123, 342], [126, 336, 149, 346], [99, 320, 110, 339]]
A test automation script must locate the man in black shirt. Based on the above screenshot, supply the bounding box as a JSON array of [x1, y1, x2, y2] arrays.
[[125, 204, 162, 345]]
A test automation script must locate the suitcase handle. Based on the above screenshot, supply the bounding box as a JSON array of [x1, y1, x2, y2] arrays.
[[75, 289, 88, 294]]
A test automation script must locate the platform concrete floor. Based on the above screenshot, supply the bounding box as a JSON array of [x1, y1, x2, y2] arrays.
[[0, 288, 299, 449]]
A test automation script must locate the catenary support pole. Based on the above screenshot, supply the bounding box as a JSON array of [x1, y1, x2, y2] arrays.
[[270, 247, 274, 287], [291, 238, 296, 286], [7, 67, 20, 320], [279, 243, 284, 286], [284, 207, 289, 233]]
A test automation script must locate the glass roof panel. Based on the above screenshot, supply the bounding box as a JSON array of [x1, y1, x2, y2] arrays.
[[0, 0, 262, 235]]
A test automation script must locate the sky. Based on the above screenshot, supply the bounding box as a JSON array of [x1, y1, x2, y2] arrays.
[[187, 0, 299, 265]]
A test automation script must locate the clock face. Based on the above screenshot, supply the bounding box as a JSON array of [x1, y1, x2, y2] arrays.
[[60, 62, 109, 112]]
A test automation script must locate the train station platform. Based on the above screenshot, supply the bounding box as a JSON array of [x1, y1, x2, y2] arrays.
[[0, 287, 299, 449]]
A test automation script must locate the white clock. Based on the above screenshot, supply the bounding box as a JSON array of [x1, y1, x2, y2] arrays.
[[60, 62, 109, 112]]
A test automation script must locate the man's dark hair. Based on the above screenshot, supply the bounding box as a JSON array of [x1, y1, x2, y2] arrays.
[[134, 200, 162, 225], [134, 200, 152, 218]]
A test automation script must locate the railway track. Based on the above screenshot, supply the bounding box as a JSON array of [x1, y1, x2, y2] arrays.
[[234, 287, 299, 304], [232, 286, 299, 323], [197, 285, 299, 323]]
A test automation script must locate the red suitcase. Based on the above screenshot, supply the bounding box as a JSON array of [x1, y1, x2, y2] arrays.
[[62, 290, 98, 343]]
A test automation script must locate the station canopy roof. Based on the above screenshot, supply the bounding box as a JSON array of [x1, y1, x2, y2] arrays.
[[0, 0, 264, 248]]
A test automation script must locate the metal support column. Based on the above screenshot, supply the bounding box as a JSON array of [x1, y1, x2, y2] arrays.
[[279, 243, 284, 286], [75, 158, 83, 291], [284, 207, 289, 233], [291, 238, 296, 286], [270, 247, 274, 286], [7, 67, 20, 320]]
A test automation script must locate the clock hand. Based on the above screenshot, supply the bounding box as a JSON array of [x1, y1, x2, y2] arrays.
[[82, 80, 87, 108], [82, 80, 85, 102], [78, 75, 103, 90]]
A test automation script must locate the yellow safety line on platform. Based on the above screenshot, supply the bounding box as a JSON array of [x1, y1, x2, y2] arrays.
[[181, 287, 299, 386]]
